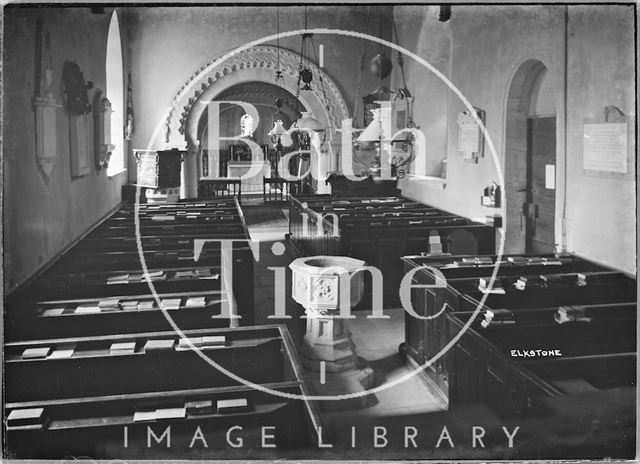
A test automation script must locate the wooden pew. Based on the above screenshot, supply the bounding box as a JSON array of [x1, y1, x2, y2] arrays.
[[5, 326, 296, 402], [4, 325, 323, 459], [401, 253, 636, 418], [6, 198, 256, 330], [6, 290, 231, 341], [14, 264, 259, 327], [289, 195, 496, 306]]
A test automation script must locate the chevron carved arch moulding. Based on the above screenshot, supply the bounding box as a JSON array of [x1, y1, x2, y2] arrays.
[[165, 45, 350, 147]]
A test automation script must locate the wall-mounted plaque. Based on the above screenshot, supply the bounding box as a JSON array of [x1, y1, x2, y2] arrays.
[[583, 106, 632, 179], [584, 123, 628, 173], [34, 20, 62, 179], [457, 107, 486, 162]]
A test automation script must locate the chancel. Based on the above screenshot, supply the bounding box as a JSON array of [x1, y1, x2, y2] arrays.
[[2, 2, 636, 462]]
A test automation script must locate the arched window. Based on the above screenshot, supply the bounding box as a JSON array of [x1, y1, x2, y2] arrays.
[[106, 10, 125, 176]]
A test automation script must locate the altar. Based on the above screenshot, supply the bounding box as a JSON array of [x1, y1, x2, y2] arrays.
[[227, 160, 271, 193]]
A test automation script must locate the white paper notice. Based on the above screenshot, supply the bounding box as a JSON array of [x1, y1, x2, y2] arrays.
[[583, 123, 628, 173], [459, 122, 480, 155], [545, 164, 555, 189]]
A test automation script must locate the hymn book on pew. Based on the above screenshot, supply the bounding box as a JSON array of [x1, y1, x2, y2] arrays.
[[98, 298, 120, 311], [478, 277, 506, 294], [480, 309, 515, 328], [7, 408, 46, 428], [185, 296, 206, 308], [154, 406, 186, 420], [555, 306, 593, 324], [185, 400, 214, 415], [22, 347, 51, 359], [151, 215, 176, 222], [47, 343, 76, 359], [40, 307, 65, 317], [161, 298, 182, 310], [217, 398, 250, 414], [143, 339, 176, 353], [107, 274, 129, 285], [121, 300, 139, 311], [110, 341, 136, 354], [74, 305, 101, 314], [132, 397, 249, 422], [137, 301, 155, 311], [177, 335, 226, 351]]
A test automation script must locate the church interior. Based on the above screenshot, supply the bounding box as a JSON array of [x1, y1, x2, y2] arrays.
[[2, 3, 637, 461]]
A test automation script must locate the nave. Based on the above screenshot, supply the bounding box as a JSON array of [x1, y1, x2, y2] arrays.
[[2, 3, 636, 461]]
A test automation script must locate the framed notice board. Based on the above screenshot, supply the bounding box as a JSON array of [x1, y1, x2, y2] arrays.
[[583, 106, 634, 180]]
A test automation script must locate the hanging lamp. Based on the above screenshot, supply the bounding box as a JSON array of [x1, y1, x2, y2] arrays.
[[291, 5, 331, 149]]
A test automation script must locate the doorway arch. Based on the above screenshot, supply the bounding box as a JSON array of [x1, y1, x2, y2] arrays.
[[504, 59, 557, 254]]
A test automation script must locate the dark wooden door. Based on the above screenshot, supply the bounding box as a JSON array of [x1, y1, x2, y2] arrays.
[[525, 117, 556, 254]]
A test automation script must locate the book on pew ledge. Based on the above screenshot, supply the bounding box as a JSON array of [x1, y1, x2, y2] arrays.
[[22, 346, 52, 359], [154, 406, 186, 420], [555, 305, 593, 324], [107, 274, 130, 285], [186, 400, 214, 415], [475, 256, 493, 265], [151, 215, 176, 222], [121, 300, 139, 311], [99, 298, 121, 311], [40, 307, 66, 317], [452, 259, 476, 267], [161, 298, 182, 310], [478, 278, 506, 294], [194, 269, 220, 280], [142, 271, 166, 282], [7, 408, 46, 428], [185, 296, 207, 308], [48, 343, 76, 359], [514, 275, 547, 290], [137, 301, 155, 311], [133, 409, 157, 422], [144, 339, 176, 353], [216, 398, 250, 414], [174, 270, 196, 280], [480, 309, 515, 328], [202, 335, 227, 348], [110, 341, 136, 354], [576, 273, 587, 286], [507, 256, 528, 265], [75, 305, 102, 315], [177, 337, 203, 351]]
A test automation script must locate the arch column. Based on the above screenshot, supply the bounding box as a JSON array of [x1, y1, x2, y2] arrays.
[[181, 140, 200, 199]]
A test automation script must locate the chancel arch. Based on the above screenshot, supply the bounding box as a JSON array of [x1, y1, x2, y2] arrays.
[[164, 45, 350, 198]]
